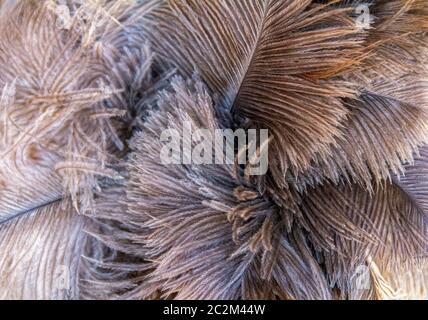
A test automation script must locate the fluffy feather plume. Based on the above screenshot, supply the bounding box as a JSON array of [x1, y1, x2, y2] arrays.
[[0, 199, 85, 299], [300, 180, 427, 298], [0, 0, 155, 299], [0, 0, 123, 213], [83, 77, 332, 299], [300, 0, 428, 190], [0, 0, 427, 300], [136, 0, 428, 210], [141, 0, 367, 190]]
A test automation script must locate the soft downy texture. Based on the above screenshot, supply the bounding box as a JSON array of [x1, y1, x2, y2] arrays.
[[0, 0, 427, 300], [135, 0, 428, 216], [296, 0, 428, 299], [296, 126, 428, 298], [84, 76, 333, 300], [83, 0, 427, 300], [140, 0, 366, 194], [0, 0, 155, 299], [89, 0, 163, 141], [0, 0, 122, 214], [85, 77, 428, 300], [0, 1, 99, 299], [299, 0, 428, 191], [0, 199, 84, 299], [300, 178, 427, 299]]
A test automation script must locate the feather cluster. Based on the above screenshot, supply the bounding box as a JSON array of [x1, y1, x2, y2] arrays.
[[0, 0, 427, 300]]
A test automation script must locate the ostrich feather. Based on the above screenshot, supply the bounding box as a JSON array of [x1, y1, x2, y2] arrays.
[[300, 0, 428, 189], [140, 0, 428, 196], [0, 0, 155, 299], [0, 199, 85, 299], [140, 0, 366, 190], [0, 0, 427, 300], [83, 77, 332, 300], [84, 77, 428, 300], [300, 146, 428, 298], [0, 0, 122, 213]]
